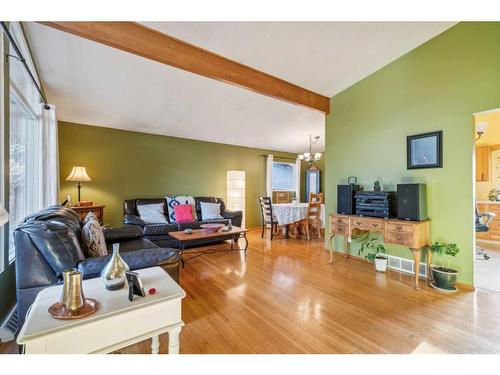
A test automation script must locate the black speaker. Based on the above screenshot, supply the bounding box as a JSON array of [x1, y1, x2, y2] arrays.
[[337, 184, 360, 215], [397, 183, 427, 221]]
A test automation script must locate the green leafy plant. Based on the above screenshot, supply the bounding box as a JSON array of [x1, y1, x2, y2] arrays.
[[488, 189, 498, 202], [430, 242, 460, 272], [352, 232, 386, 263]]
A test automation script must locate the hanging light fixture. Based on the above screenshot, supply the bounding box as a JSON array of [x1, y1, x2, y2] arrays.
[[476, 122, 488, 141], [298, 135, 322, 164]]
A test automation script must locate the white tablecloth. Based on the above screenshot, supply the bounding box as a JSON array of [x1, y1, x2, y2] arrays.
[[272, 203, 325, 227]]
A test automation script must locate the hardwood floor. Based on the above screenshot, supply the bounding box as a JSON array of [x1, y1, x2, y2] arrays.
[[3, 229, 500, 354]]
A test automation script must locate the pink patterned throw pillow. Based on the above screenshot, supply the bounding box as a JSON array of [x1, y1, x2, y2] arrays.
[[173, 204, 194, 223]]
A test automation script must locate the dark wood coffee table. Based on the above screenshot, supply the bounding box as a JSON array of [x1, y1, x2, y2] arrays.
[[169, 226, 249, 267]]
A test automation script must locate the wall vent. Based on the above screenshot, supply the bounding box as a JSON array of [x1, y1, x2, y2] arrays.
[[386, 254, 427, 278]]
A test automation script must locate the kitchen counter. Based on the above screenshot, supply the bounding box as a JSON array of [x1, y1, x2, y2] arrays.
[[477, 200, 500, 204]]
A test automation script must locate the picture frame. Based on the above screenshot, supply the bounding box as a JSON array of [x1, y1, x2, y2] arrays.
[[407, 131, 443, 169], [125, 271, 146, 301]]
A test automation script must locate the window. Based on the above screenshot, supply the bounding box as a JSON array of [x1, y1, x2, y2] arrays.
[[7, 23, 43, 262], [272, 162, 296, 191], [8, 91, 41, 261]]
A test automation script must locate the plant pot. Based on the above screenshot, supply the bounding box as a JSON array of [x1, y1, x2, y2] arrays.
[[431, 266, 458, 291], [374, 256, 388, 272]]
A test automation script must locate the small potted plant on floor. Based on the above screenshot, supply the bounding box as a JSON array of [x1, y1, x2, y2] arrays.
[[429, 242, 460, 292], [366, 245, 388, 272], [354, 234, 388, 272]]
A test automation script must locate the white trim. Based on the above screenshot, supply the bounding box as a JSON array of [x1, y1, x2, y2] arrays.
[[0, 24, 5, 274], [473, 107, 500, 116], [9, 22, 41, 88]]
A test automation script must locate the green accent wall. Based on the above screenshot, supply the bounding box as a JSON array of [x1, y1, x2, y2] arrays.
[[59, 121, 322, 228], [325, 22, 500, 286]]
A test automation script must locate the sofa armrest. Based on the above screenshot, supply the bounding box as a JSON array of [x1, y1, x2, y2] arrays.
[[222, 210, 243, 227], [124, 214, 146, 226], [77, 248, 180, 280], [103, 225, 144, 243]]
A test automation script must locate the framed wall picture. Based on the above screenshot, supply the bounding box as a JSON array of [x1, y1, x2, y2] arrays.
[[407, 131, 443, 169]]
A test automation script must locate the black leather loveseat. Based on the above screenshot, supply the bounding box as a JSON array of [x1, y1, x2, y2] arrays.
[[124, 197, 242, 248], [14, 205, 180, 332]]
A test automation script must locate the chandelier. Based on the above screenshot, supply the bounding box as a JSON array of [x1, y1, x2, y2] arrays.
[[298, 135, 322, 164]]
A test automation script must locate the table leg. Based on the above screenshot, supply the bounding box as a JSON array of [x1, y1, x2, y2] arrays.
[[344, 236, 349, 259], [168, 327, 181, 354], [284, 224, 289, 239], [151, 335, 160, 354], [410, 248, 422, 289], [178, 246, 185, 268], [426, 246, 433, 284], [328, 232, 335, 264], [242, 233, 248, 256]]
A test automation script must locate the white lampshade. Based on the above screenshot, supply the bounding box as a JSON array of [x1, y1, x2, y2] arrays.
[[227, 171, 245, 228], [0, 207, 9, 226], [476, 122, 488, 134], [314, 153, 322, 161], [66, 166, 92, 182]]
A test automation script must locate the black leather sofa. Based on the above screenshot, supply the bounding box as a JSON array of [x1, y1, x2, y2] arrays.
[[14, 205, 180, 332], [124, 197, 243, 248]]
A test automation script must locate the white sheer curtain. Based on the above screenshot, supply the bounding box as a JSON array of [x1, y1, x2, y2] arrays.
[[266, 154, 274, 200], [38, 104, 59, 208], [295, 158, 301, 202]]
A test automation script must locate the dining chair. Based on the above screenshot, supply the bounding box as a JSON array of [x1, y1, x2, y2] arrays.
[[303, 192, 323, 240], [258, 196, 279, 240]]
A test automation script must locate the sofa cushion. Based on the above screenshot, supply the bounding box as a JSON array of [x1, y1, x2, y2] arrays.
[[15, 220, 86, 278], [137, 203, 168, 224], [81, 218, 107, 257], [136, 198, 169, 219], [143, 223, 180, 236], [166, 195, 198, 222], [194, 197, 226, 219], [173, 204, 195, 223], [78, 247, 180, 279], [106, 238, 158, 253], [200, 202, 224, 220]]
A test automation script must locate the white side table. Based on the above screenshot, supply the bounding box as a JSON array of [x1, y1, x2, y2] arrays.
[[17, 267, 186, 354]]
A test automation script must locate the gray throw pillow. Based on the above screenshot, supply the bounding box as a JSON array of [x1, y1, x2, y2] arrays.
[[82, 218, 107, 257], [137, 203, 168, 224], [200, 202, 224, 220]]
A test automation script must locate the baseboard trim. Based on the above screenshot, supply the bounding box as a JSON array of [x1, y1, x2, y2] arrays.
[[331, 249, 475, 291]]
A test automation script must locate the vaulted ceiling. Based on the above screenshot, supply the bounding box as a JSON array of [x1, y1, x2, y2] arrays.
[[25, 22, 455, 152]]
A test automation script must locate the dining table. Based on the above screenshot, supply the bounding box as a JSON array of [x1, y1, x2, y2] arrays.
[[272, 202, 325, 239]]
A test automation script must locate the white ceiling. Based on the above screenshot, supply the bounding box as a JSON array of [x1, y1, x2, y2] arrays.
[[25, 22, 455, 153]]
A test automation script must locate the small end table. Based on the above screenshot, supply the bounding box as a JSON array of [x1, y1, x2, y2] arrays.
[[71, 205, 105, 224]]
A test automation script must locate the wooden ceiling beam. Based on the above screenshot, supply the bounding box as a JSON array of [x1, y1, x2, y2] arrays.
[[38, 22, 330, 114]]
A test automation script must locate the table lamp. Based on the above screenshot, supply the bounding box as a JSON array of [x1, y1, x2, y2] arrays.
[[66, 166, 92, 204]]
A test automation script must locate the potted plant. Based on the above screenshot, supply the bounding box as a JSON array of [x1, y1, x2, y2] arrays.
[[353, 234, 388, 272], [429, 242, 460, 292], [366, 245, 388, 272]]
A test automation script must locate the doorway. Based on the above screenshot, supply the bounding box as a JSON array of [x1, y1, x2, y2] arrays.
[[474, 108, 500, 292]]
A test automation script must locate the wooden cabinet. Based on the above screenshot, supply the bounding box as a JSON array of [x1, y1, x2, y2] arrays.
[[476, 146, 490, 182], [273, 191, 293, 203], [329, 214, 432, 289]]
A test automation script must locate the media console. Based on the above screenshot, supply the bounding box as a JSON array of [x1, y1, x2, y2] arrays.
[[329, 213, 432, 289]]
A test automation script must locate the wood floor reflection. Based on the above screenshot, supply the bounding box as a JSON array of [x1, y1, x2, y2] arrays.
[[3, 229, 500, 354]]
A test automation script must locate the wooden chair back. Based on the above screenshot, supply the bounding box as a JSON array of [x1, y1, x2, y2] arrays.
[[307, 192, 323, 220], [258, 196, 274, 224]]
